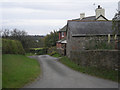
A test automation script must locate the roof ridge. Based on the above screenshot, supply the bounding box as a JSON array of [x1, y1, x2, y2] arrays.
[[68, 20, 112, 22]]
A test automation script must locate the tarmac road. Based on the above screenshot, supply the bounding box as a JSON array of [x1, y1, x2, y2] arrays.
[[24, 55, 118, 88]]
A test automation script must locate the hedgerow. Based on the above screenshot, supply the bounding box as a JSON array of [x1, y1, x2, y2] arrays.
[[2, 39, 25, 55]]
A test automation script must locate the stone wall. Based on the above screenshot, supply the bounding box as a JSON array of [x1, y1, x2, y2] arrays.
[[57, 49, 65, 56], [70, 50, 119, 70], [66, 33, 119, 58]]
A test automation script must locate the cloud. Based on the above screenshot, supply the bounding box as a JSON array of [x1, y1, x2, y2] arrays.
[[1, 0, 119, 2], [1, 19, 67, 35], [0, 0, 119, 35], [2, 19, 66, 26]]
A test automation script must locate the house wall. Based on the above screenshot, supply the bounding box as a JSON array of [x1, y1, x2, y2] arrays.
[[56, 43, 62, 49], [56, 43, 66, 55], [66, 29, 118, 58], [59, 32, 66, 40], [57, 31, 66, 52], [66, 26, 120, 70], [59, 33, 61, 40]]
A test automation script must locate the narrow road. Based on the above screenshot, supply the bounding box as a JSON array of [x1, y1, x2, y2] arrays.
[[24, 55, 118, 88]]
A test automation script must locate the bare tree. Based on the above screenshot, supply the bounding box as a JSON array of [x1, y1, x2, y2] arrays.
[[2, 29, 10, 38]]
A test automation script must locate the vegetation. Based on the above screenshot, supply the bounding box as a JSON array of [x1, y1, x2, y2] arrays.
[[44, 30, 59, 47], [85, 37, 116, 50], [51, 53, 61, 57], [112, 13, 120, 35], [94, 41, 115, 50], [59, 56, 118, 82], [29, 47, 48, 55], [25, 53, 35, 56], [49, 51, 61, 57], [2, 29, 45, 52], [30, 48, 43, 50], [2, 54, 40, 88], [2, 39, 25, 55]]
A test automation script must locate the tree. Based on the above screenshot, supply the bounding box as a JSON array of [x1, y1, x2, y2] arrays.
[[2, 29, 30, 52], [44, 30, 59, 47], [2, 29, 10, 38], [112, 12, 120, 35], [112, 11, 120, 50]]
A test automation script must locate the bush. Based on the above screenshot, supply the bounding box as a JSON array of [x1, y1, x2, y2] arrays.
[[2, 39, 25, 55], [47, 46, 57, 54]]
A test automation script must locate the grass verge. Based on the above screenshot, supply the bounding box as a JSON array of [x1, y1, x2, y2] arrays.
[[25, 53, 35, 56], [51, 53, 61, 58], [2, 54, 40, 88], [59, 56, 118, 82]]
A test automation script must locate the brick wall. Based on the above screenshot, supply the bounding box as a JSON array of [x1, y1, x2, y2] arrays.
[[59, 32, 66, 40]]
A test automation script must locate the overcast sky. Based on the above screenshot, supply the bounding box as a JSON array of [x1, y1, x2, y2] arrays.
[[0, 0, 119, 35]]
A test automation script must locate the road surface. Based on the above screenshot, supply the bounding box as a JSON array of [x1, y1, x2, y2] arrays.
[[24, 55, 118, 88]]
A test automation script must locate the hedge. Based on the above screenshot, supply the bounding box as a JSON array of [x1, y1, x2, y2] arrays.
[[2, 39, 25, 55], [29, 47, 48, 55]]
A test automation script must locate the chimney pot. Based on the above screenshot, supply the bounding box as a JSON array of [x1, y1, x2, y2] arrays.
[[98, 5, 102, 9], [80, 13, 85, 20]]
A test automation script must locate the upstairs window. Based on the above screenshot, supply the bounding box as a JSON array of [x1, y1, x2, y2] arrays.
[[61, 32, 64, 37]]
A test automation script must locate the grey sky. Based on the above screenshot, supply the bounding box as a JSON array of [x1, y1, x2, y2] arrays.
[[0, 0, 119, 35]]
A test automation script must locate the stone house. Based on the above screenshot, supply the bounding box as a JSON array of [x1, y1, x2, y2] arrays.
[[66, 5, 119, 58]]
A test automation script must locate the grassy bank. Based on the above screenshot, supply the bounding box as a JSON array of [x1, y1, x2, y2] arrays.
[[48, 51, 61, 58], [25, 53, 35, 56], [49, 53, 61, 58], [2, 54, 40, 88], [59, 56, 118, 82]]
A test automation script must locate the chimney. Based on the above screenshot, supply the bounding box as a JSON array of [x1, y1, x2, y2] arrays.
[[118, 1, 120, 12], [95, 5, 105, 20], [80, 13, 85, 20]]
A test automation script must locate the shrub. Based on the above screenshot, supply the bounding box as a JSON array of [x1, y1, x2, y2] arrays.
[[47, 46, 57, 54], [49, 51, 57, 56], [2, 39, 25, 55]]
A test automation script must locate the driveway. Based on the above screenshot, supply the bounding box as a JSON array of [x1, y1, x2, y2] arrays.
[[24, 55, 118, 88]]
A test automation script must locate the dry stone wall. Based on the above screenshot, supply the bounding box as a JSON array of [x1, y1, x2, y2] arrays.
[[70, 50, 119, 70]]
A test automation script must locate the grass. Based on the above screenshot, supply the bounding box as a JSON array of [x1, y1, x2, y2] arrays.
[[30, 48, 43, 50], [59, 56, 118, 82], [2, 54, 41, 88], [51, 53, 61, 58], [25, 53, 35, 56]]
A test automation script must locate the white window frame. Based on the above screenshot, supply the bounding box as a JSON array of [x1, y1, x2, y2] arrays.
[[61, 32, 64, 37]]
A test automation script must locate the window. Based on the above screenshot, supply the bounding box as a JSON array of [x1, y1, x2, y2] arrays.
[[62, 32, 64, 37]]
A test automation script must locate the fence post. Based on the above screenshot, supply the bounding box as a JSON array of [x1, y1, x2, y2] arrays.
[[108, 34, 111, 43]]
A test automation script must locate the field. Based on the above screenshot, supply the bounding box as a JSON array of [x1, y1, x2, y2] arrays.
[[2, 54, 40, 88], [30, 48, 43, 50]]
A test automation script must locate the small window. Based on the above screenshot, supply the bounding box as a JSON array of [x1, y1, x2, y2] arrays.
[[62, 32, 64, 37]]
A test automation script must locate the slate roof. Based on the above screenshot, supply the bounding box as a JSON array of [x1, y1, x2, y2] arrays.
[[59, 16, 96, 32], [59, 25, 67, 32], [67, 20, 116, 36], [72, 15, 108, 21], [72, 16, 96, 21], [59, 15, 108, 32], [96, 15, 108, 21], [57, 38, 67, 43]]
